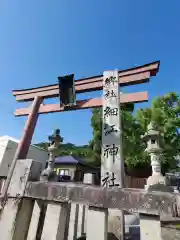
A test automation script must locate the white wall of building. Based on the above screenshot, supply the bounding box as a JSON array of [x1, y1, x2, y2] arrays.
[[0, 136, 48, 177]]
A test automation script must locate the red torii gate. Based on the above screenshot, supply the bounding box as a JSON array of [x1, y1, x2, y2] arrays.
[[12, 61, 159, 160], [0, 61, 160, 206]]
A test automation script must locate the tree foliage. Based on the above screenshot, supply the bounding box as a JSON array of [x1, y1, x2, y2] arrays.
[[36, 141, 92, 160], [136, 92, 180, 170], [89, 92, 180, 171], [89, 108, 147, 168]]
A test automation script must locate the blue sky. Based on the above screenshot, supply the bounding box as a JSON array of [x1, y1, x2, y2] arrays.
[[0, 0, 180, 145]]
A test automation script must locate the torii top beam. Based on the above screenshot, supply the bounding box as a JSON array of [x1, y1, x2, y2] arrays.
[[12, 61, 160, 116]]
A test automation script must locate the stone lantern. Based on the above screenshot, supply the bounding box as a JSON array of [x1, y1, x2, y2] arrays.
[[142, 121, 166, 189], [40, 129, 62, 181]]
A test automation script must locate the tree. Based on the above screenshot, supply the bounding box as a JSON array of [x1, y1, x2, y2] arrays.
[[136, 92, 180, 171], [89, 92, 180, 172], [36, 141, 91, 157], [89, 108, 146, 167], [88, 108, 102, 165], [121, 110, 148, 168]]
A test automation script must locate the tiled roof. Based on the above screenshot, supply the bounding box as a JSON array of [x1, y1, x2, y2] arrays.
[[54, 155, 86, 165], [54, 155, 100, 170]]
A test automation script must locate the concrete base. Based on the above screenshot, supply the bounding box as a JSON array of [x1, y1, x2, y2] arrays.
[[108, 209, 139, 240], [108, 215, 121, 239]]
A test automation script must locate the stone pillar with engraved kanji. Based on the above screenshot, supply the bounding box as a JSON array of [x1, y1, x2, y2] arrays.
[[101, 71, 122, 188], [101, 71, 125, 240]]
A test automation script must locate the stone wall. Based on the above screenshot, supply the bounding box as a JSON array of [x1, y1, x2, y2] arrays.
[[162, 223, 180, 240]]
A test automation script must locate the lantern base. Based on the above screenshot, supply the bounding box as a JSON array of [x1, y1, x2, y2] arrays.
[[40, 169, 58, 182], [145, 174, 166, 190]]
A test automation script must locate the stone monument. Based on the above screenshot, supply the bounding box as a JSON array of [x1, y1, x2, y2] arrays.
[[142, 121, 166, 189], [40, 129, 62, 181]]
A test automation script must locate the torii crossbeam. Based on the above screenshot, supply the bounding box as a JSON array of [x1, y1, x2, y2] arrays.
[[13, 61, 159, 115]]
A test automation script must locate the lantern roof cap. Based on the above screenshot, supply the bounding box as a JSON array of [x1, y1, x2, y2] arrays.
[[142, 121, 162, 140]]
